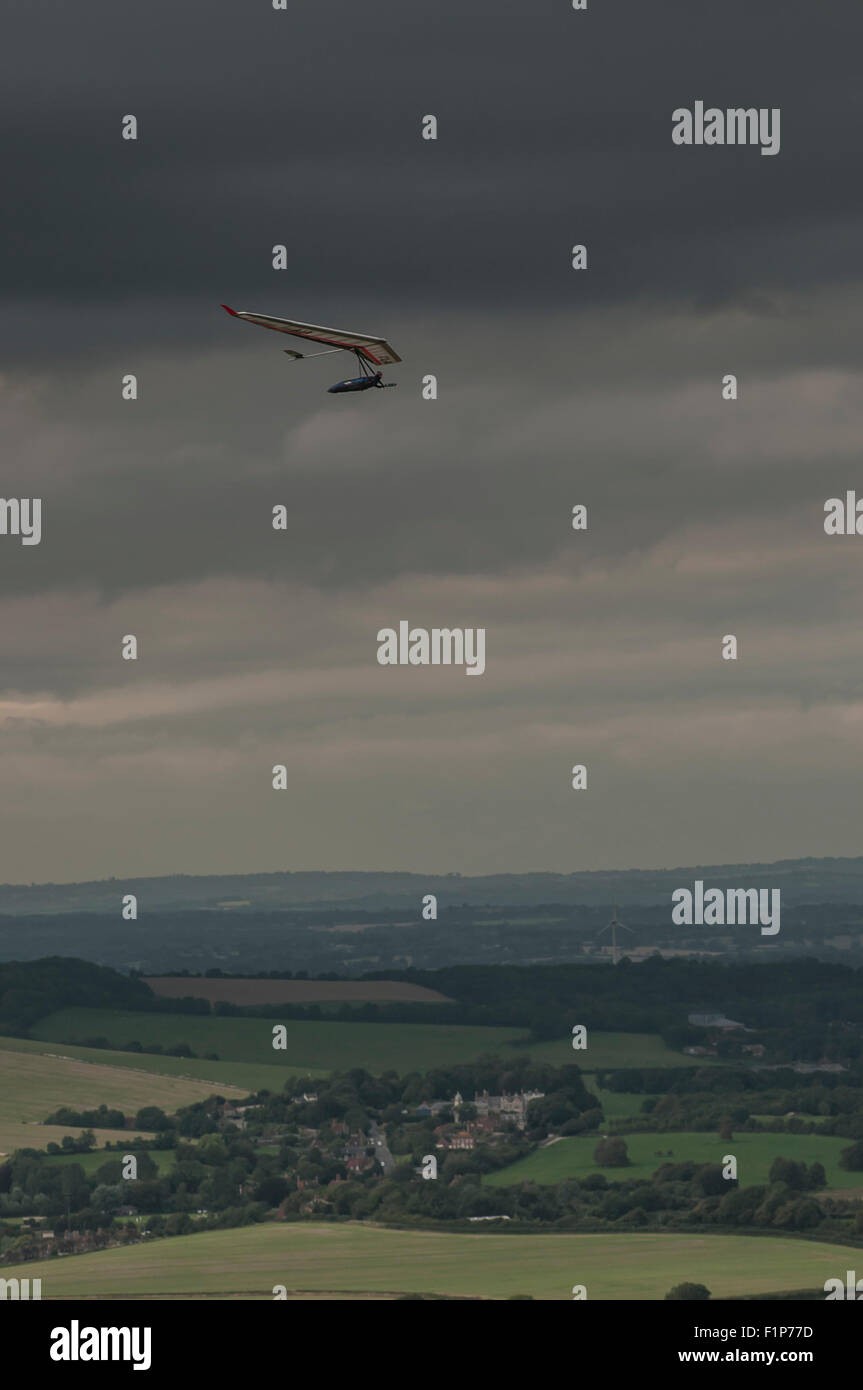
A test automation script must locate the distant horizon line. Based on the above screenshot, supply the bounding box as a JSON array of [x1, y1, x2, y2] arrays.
[[1, 853, 860, 892]]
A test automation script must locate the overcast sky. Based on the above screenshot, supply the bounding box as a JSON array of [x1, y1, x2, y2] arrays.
[[2, 0, 863, 883]]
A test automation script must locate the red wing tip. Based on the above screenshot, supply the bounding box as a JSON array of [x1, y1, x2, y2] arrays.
[[221, 303, 239, 316]]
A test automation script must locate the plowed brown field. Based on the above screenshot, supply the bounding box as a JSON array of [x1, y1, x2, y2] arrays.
[[143, 977, 451, 1005]]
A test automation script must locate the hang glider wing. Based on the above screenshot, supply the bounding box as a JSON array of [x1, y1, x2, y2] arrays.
[[221, 305, 401, 365]]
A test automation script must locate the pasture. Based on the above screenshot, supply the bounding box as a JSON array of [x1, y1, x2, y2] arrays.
[[484, 1130, 863, 1191], [590, 1087, 657, 1120], [30, 1010, 698, 1075], [42, 1148, 177, 1176]]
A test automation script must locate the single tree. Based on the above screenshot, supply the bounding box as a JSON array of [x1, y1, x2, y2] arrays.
[[593, 1136, 630, 1168]]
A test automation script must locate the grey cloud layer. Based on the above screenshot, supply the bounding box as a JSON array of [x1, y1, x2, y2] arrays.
[[3, 289, 862, 610]]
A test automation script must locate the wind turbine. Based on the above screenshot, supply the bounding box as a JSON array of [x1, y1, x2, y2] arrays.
[[598, 908, 634, 964]]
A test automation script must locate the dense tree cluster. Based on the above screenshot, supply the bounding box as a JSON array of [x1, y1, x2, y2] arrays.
[[0, 958, 152, 1034]]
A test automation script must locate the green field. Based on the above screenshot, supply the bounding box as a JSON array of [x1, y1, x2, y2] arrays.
[[29, 1009, 698, 1075], [42, 1148, 177, 1176], [750, 1114, 831, 1129], [0, 1046, 241, 1157], [567, 1035, 710, 1068], [485, 1130, 863, 1191], [0, 1222, 851, 1300], [591, 1087, 657, 1120]]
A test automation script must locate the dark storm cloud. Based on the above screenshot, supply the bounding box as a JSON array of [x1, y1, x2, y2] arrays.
[[3, 0, 863, 331]]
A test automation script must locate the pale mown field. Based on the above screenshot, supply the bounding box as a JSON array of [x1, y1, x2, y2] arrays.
[[0, 1222, 848, 1300], [0, 1034, 315, 1092], [0, 1047, 243, 1155]]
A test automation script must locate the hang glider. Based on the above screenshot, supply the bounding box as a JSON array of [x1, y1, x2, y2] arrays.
[[221, 304, 401, 393]]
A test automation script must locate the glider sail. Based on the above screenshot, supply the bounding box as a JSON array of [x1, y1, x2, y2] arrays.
[[221, 305, 401, 366]]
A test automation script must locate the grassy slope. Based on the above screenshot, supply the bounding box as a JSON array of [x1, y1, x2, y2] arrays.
[[29, 1009, 699, 1074], [0, 1046, 244, 1156], [485, 1130, 863, 1190], [0, 1034, 303, 1093], [590, 1087, 658, 1119], [0, 1222, 851, 1300], [41, 1148, 177, 1176]]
